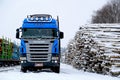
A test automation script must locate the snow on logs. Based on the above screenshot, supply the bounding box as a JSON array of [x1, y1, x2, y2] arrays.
[[65, 24, 120, 76]]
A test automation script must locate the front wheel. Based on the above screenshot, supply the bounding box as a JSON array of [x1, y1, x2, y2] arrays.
[[51, 66, 60, 73], [21, 67, 27, 73]]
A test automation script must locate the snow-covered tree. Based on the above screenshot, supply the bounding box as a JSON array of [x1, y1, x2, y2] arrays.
[[92, 0, 120, 23]]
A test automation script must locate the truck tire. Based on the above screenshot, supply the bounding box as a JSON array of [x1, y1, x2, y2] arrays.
[[51, 66, 60, 73], [21, 67, 27, 73]]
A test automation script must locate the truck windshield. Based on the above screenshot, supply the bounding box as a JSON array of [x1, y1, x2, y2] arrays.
[[22, 29, 58, 39]]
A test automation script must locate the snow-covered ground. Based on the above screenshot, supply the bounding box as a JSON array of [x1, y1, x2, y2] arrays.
[[0, 63, 119, 80]]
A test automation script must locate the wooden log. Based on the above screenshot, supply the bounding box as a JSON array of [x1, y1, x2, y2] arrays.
[[64, 24, 120, 76]]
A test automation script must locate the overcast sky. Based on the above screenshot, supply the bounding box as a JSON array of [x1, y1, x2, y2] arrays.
[[0, 0, 108, 47]]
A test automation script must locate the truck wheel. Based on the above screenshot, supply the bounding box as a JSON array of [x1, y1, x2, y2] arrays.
[[55, 67, 60, 73], [51, 66, 60, 73], [21, 67, 27, 73]]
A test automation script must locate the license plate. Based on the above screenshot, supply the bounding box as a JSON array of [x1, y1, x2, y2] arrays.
[[35, 63, 43, 67]]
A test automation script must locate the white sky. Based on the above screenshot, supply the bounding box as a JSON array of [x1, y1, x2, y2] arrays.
[[0, 0, 108, 47]]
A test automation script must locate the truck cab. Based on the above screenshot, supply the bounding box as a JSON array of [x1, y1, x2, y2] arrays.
[[16, 14, 64, 73]]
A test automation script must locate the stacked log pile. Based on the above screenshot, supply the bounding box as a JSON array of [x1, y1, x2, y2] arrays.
[[0, 37, 13, 60], [65, 24, 120, 76]]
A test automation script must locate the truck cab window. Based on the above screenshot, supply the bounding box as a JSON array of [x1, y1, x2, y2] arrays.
[[22, 28, 57, 39]]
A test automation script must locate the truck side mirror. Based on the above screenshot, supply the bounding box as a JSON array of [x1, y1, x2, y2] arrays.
[[60, 32, 64, 39], [16, 28, 20, 39]]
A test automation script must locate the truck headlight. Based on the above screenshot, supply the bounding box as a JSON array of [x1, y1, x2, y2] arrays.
[[21, 60, 26, 63], [30, 17, 34, 21], [20, 57, 26, 60], [40, 17, 44, 20], [54, 60, 58, 63], [52, 57, 59, 60], [46, 17, 49, 20], [21, 61, 24, 63], [35, 17, 39, 21]]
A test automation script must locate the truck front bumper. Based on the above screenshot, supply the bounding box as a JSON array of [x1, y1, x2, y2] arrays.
[[21, 60, 60, 69]]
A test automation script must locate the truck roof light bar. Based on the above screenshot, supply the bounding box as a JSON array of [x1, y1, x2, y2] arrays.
[[35, 17, 39, 21], [30, 17, 34, 21], [27, 14, 52, 22]]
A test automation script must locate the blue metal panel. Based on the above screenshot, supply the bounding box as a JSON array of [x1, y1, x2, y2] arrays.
[[12, 43, 20, 60], [52, 39, 59, 54], [20, 39, 26, 55], [12, 52, 20, 60]]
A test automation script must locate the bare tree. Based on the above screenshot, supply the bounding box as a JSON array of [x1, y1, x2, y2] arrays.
[[92, 0, 120, 23]]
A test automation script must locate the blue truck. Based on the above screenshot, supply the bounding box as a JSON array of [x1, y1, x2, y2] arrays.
[[16, 14, 64, 73]]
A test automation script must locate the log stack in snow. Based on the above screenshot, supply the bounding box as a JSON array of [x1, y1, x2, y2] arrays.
[[65, 24, 120, 76]]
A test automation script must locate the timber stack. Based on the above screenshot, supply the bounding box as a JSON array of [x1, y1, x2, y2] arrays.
[[65, 24, 120, 76], [0, 37, 20, 67]]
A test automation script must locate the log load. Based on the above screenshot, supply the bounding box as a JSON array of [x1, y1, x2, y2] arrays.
[[65, 24, 120, 76]]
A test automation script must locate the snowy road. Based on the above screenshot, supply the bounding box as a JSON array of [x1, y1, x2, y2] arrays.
[[0, 63, 119, 80]]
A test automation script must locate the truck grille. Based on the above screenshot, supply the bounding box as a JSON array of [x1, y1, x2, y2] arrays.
[[27, 41, 51, 62]]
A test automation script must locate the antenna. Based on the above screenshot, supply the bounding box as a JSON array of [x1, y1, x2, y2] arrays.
[[57, 16, 59, 29]]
